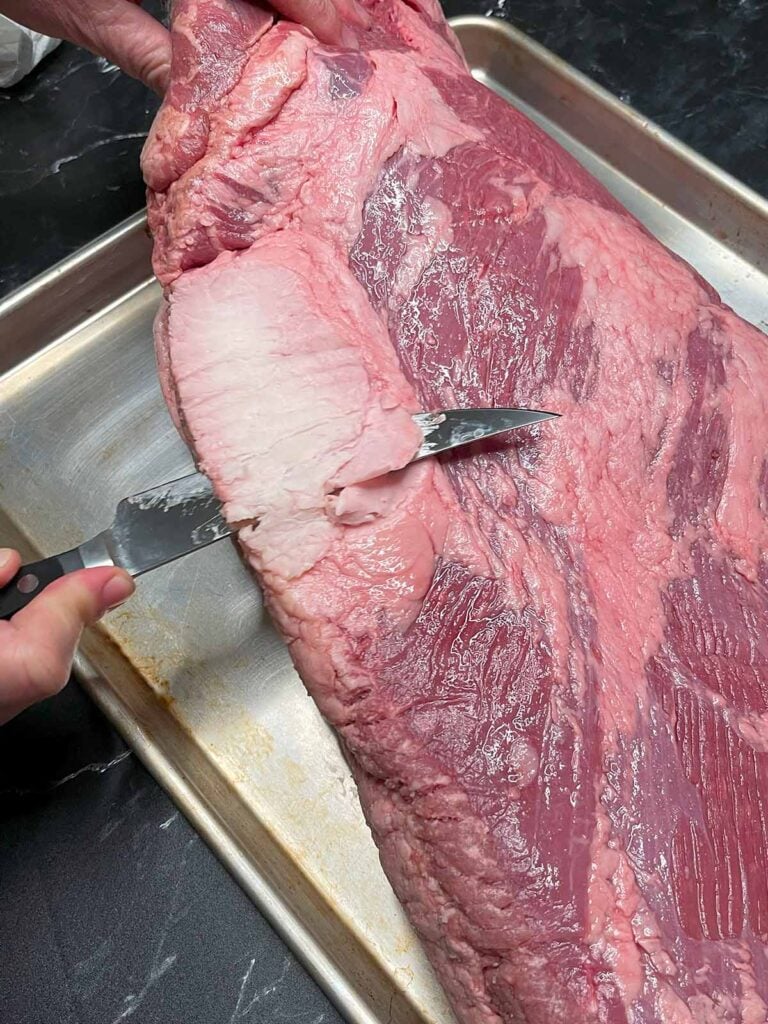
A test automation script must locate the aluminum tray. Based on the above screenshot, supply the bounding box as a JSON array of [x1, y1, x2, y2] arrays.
[[1, 16, 767, 1024]]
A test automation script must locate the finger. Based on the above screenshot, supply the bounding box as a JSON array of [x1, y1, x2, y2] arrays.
[[271, 0, 371, 47], [1, 0, 172, 93], [79, 0, 172, 94], [10, 568, 135, 701], [0, 548, 21, 588]]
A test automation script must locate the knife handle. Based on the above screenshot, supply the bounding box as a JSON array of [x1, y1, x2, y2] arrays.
[[0, 548, 85, 621]]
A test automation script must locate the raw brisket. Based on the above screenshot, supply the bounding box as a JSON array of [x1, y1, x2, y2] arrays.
[[142, 2, 768, 1021]]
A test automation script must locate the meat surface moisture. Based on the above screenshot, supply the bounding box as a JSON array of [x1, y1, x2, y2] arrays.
[[142, 3, 768, 1021]]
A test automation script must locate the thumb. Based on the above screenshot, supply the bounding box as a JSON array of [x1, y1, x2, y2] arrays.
[[10, 568, 135, 702], [81, 0, 172, 94]]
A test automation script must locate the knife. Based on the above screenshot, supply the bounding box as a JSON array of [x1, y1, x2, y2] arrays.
[[0, 407, 557, 620]]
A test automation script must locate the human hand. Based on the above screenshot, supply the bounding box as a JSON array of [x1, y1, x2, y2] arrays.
[[0, 0, 172, 93], [0, 0, 372, 96], [0, 548, 134, 727]]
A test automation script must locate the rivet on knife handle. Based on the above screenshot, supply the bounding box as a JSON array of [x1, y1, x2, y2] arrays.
[[0, 549, 86, 621]]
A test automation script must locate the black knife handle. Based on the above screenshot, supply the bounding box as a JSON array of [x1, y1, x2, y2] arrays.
[[0, 548, 85, 621]]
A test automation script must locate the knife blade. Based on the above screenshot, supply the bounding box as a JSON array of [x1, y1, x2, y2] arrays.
[[413, 407, 557, 457], [0, 406, 557, 619]]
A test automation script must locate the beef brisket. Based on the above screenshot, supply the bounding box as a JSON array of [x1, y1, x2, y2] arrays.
[[143, 2, 768, 1021]]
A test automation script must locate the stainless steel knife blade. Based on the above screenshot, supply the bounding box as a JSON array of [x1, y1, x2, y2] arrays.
[[412, 407, 558, 459], [80, 471, 231, 578], [0, 406, 558, 618]]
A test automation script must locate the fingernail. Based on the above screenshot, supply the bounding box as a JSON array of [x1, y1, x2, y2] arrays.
[[102, 574, 135, 611], [0, 548, 12, 570]]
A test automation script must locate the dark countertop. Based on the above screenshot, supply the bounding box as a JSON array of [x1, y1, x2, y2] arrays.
[[0, 3, 766, 1023], [0, 687, 335, 1024]]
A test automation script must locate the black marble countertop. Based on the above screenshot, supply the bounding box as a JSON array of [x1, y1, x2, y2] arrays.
[[1, 3, 766, 1023]]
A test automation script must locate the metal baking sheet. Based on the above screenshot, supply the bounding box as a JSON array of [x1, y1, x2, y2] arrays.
[[1, 16, 767, 1024]]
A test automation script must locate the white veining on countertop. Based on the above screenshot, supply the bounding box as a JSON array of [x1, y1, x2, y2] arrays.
[[94, 55, 120, 76], [228, 957, 257, 1024], [109, 834, 196, 1023], [72, 937, 115, 1002], [52, 749, 132, 789], [110, 950, 178, 1024], [50, 132, 148, 175], [98, 815, 125, 842], [0, 127, 150, 198], [227, 954, 325, 1022]]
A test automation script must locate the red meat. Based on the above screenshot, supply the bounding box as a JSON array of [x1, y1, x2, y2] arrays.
[[143, 3, 768, 1021]]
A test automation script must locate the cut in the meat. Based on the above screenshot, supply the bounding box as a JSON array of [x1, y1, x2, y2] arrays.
[[143, 3, 768, 1022]]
